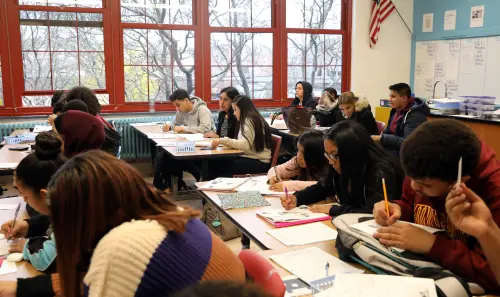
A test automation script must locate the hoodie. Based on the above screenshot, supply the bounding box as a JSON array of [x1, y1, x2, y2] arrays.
[[170, 96, 215, 134], [381, 98, 430, 155], [291, 81, 317, 109], [395, 141, 500, 293], [335, 98, 379, 135]]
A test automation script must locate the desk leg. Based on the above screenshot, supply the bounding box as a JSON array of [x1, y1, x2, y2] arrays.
[[241, 234, 250, 249], [201, 160, 209, 182]]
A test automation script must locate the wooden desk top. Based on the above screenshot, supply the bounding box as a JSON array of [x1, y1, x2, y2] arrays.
[[198, 189, 335, 250], [132, 124, 244, 160], [0, 145, 31, 165], [0, 197, 42, 281]]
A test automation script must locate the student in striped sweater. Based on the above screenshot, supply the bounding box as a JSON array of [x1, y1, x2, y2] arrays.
[[47, 151, 246, 297]]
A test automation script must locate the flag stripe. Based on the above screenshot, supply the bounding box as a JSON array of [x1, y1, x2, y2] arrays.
[[369, 0, 395, 47]]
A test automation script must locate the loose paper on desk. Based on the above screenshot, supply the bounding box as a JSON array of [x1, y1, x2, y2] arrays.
[[350, 219, 444, 252], [0, 260, 17, 276], [147, 133, 177, 139], [131, 122, 162, 127], [236, 175, 292, 196], [176, 134, 205, 142], [155, 139, 177, 147], [324, 273, 437, 297], [267, 222, 337, 246], [0, 163, 18, 170], [270, 247, 363, 285], [33, 125, 52, 133], [0, 204, 20, 210]]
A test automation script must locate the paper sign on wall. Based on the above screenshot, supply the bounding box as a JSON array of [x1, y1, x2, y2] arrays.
[[444, 10, 456, 31], [470, 5, 485, 28], [423, 13, 434, 33]]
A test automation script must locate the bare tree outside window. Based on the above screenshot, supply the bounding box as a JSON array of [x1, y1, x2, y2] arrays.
[[20, 10, 107, 106], [121, 0, 195, 102], [287, 0, 342, 97], [209, 0, 273, 100]]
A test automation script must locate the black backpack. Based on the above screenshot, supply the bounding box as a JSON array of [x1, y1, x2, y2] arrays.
[[101, 126, 121, 157]]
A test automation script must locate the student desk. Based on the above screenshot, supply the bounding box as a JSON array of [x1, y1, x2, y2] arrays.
[[132, 125, 244, 198], [0, 145, 31, 175], [0, 197, 42, 281], [198, 188, 335, 250]]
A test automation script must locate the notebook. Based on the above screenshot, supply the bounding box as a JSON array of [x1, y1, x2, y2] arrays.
[[267, 222, 338, 246], [235, 175, 292, 196], [257, 206, 330, 228], [218, 191, 271, 210], [324, 274, 438, 297], [270, 247, 364, 293], [146, 133, 177, 139], [33, 125, 52, 133], [198, 177, 252, 192]]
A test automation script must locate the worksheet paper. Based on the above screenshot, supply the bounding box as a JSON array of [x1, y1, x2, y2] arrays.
[[32, 125, 52, 133], [0, 204, 20, 210], [0, 261, 17, 276], [130, 122, 162, 127], [324, 274, 438, 297], [270, 247, 363, 285], [147, 133, 177, 139], [176, 134, 205, 142], [0, 163, 18, 170], [267, 222, 337, 246], [236, 175, 291, 196]]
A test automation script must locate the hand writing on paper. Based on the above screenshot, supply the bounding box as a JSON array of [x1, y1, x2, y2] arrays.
[[0, 281, 17, 297], [446, 184, 494, 239], [269, 182, 285, 192], [309, 205, 331, 215], [280, 195, 297, 210], [268, 176, 279, 185], [374, 222, 436, 254], [162, 124, 171, 132], [0, 220, 28, 240], [8, 239, 26, 253], [204, 131, 218, 138], [373, 201, 401, 226], [211, 139, 221, 150], [174, 126, 184, 133]]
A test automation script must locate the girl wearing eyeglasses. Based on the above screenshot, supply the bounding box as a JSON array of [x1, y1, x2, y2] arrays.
[[281, 121, 404, 217]]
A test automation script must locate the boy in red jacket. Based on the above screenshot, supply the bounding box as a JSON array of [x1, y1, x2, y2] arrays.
[[373, 119, 500, 293]]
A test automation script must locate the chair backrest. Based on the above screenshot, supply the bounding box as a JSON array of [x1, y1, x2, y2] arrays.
[[376, 121, 386, 134], [270, 134, 282, 168], [238, 250, 286, 297]]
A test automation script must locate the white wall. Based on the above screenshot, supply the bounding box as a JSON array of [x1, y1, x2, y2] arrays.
[[351, 0, 414, 109]]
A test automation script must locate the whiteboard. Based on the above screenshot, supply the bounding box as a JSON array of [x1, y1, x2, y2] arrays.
[[413, 36, 500, 103]]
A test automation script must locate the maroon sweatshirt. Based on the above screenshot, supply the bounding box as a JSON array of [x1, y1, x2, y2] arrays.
[[395, 141, 500, 293]]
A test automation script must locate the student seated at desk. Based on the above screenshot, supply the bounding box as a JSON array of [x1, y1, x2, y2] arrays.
[[47, 90, 65, 126], [204, 87, 239, 139], [267, 130, 328, 192], [1, 132, 65, 274], [48, 151, 246, 297], [155, 89, 215, 192], [291, 81, 317, 109], [211, 95, 272, 176], [281, 121, 403, 217], [337, 91, 379, 135], [62, 99, 89, 113], [372, 119, 500, 293], [371, 83, 429, 156], [314, 88, 341, 127]]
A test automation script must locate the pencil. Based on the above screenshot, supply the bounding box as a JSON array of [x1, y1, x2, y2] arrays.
[[9, 202, 21, 238], [382, 178, 389, 217]]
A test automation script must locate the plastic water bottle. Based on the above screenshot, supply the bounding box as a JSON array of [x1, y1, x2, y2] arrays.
[[149, 98, 155, 113]]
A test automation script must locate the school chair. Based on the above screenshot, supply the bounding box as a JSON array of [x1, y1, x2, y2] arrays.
[[238, 250, 286, 297], [376, 121, 386, 134], [109, 120, 123, 159], [270, 134, 282, 168]]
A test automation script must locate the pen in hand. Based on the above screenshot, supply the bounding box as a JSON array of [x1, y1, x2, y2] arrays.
[[8, 203, 21, 239]]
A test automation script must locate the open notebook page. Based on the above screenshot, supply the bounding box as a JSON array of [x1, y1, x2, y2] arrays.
[[267, 222, 337, 246]]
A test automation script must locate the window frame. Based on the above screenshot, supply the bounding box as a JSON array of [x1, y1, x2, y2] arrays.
[[0, 0, 352, 116]]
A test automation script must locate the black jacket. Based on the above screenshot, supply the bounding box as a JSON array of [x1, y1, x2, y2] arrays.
[[295, 161, 403, 217], [315, 106, 342, 127], [381, 98, 430, 155], [216, 110, 238, 139], [291, 81, 317, 109], [335, 99, 379, 135]]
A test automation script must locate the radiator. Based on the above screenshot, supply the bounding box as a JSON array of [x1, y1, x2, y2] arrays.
[[0, 110, 276, 161]]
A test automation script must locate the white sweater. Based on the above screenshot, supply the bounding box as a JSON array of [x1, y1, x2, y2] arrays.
[[219, 119, 271, 163]]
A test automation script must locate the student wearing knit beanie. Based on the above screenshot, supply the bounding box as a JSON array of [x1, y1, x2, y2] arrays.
[[47, 151, 246, 297], [53, 110, 105, 158]]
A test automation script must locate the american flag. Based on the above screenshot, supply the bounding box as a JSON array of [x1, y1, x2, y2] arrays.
[[370, 0, 396, 47]]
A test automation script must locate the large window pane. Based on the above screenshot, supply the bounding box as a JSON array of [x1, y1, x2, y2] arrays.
[[286, 0, 341, 29], [20, 10, 106, 106], [123, 29, 195, 102], [210, 32, 273, 99], [121, 0, 193, 25], [19, 0, 103, 8], [209, 0, 271, 28], [288, 34, 342, 96]]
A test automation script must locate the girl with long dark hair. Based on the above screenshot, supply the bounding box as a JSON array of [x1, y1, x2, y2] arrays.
[[211, 95, 273, 175], [204, 87, 239, 139], [281, 121, 404, 216], [267, 130, 328, 192]]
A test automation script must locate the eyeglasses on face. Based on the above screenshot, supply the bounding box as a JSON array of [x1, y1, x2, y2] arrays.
[[324, 152, 339, 162]]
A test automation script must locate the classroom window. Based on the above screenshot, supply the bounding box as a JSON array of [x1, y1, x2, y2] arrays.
[[121, 0, 193, 25], [18, 0, 103, 8], [286, 0, 341, 29], [20, 10, 107, 106], [210, 33, 273, 100], [287, 33, 343, 97], [209, 0, 271, 28]]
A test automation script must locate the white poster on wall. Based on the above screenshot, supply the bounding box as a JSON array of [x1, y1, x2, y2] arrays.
[[423, 13, 434, 33], [470, 5, 485, 28], [444, 10, 456, 31]]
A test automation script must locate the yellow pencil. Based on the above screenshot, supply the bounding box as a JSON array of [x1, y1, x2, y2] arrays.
[[382, 178, 389, 217]]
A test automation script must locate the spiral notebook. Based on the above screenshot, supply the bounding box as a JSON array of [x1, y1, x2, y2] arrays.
[[257, 206, 331, 228]]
